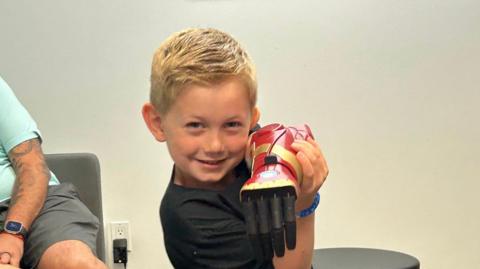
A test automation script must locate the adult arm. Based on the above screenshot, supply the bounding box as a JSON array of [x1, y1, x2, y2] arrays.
[[0, 138, 50, 266]]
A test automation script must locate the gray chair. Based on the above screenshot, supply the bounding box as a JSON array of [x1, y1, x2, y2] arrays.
[[313, 247, 420, 269], [45, 153, 105, 262]]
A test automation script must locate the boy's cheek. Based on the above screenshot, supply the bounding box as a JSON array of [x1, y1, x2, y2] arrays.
[[244, 149, 252, 169]]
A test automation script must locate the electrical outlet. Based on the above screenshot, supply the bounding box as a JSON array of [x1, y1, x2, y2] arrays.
[[110, 221, 133, 251]]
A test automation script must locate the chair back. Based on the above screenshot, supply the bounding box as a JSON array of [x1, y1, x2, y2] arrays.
[[45, 153, 105, 261]]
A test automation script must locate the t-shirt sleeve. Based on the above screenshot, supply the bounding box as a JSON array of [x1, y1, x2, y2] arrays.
[[0, 77, 42, 153]]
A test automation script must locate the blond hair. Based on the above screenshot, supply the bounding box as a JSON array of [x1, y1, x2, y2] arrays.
[[150, 28, 257, 115]]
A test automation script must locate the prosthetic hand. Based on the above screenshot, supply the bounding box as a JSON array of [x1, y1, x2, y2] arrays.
[[240, 123, 313, 259]]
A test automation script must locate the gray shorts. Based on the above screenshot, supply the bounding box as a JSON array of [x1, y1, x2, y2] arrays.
[[0, 183, 99, 269]]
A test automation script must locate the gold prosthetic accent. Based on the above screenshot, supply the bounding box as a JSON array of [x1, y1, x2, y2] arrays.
[[252, 144, 303, 184]]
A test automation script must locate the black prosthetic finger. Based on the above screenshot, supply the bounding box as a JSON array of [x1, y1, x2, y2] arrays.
[[257, 197, 273, 260], [271, 194, 285, 257], [242, 198, 263, 259], [283, 194, 297, 250], [284, 221, 296, 250], [242, 198, 258, 237]]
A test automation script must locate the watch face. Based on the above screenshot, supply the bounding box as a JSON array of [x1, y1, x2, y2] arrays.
[[5, 221, 22, 233]]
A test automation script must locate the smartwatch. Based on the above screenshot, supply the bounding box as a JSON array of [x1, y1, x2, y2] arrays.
[[2, 220, 28, 239]]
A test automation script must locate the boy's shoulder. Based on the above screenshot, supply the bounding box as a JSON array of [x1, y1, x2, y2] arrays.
[[159, 169, 244, 246], [160, 161, 250, 224]]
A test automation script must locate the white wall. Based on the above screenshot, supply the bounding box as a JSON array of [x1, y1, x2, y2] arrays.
[[1, 1, 479, 268]]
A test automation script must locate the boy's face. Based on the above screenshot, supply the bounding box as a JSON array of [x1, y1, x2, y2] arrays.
[[143, 77, 259, 190]]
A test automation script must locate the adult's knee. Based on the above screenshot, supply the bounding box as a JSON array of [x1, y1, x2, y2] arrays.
[[38, 240, 106, 269], [61, 254, 104, 269]]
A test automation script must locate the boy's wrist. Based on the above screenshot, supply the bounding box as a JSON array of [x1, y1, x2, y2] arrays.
[[296, 192, 320, 218], [295, 193, 316, 213]]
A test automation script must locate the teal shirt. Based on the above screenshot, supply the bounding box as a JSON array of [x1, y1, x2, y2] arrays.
[[0, 77, 59, 202]]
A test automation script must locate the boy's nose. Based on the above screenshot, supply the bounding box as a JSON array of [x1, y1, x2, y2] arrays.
[[204, 133, 225, 154]]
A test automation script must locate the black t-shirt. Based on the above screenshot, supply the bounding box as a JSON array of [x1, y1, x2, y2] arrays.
[[160, 161, 274, 269]]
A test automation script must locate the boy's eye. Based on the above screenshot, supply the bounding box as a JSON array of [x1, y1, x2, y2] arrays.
[[225, 121, 242, 128], [186, 122, 204, 129]]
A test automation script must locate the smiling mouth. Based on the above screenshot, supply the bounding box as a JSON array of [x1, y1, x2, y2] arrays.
[[198, 159, 225, 165]]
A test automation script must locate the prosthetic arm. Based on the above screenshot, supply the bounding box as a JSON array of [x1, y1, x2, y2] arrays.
[[240, 123, 313, 259]]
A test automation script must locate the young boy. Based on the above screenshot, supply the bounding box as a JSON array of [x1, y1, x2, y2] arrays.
[[142, 28, 328, 269]]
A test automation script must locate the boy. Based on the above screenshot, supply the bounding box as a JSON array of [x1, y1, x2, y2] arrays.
[[142, 28, 328, 269]]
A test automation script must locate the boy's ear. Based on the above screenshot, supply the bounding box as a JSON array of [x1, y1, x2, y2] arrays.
[[142, 103, 167, 142], [250, 106, 260, 129]]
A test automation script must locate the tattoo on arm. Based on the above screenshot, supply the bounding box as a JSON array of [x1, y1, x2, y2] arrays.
[[7, 138, 50, 221], [10, 139, 35, 159]]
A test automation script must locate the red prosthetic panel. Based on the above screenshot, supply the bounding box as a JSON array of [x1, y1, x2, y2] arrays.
[[240, 123, 314, 200]]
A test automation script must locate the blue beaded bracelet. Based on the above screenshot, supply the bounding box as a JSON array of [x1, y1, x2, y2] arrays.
[[296, 192, 320, 218]]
